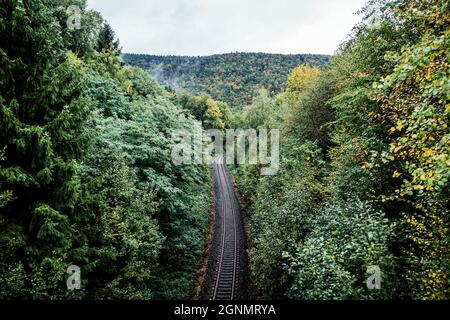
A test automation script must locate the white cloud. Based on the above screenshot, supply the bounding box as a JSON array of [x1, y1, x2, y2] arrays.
[[87, 0, 367, 55]]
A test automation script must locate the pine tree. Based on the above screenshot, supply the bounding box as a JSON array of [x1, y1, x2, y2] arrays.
[[0, 0, 91, 298], [96, 23, 121, 53]]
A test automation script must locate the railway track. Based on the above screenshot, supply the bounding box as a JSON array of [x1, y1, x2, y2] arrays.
[[201, 155, 247, 300]]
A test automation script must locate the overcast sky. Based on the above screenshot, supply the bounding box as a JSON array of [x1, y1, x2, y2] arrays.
[[87, 0, 368, 56]]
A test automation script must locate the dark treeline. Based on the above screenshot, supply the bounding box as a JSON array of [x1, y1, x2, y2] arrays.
[[123, 52, 330, 108], [0, 0, 218, 299]]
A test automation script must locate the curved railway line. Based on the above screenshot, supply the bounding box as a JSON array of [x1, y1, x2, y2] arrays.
[[201, 155, 248, 300]]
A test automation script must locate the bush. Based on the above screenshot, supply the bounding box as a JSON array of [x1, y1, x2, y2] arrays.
[[285, 198, 396, 300]]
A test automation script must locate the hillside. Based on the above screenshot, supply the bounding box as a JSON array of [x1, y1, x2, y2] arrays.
[[2, 0, 448, 303], [123, 52, 330, 108]]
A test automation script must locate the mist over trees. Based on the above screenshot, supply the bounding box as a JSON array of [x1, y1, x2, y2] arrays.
[[0, 0, 448, 301], [123, 53, 330, 108]]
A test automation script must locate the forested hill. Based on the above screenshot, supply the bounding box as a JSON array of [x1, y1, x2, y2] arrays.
[[123, 52, 330, 108]]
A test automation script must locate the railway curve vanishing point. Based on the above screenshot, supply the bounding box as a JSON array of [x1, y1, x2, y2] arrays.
[[200, 155, 248, 300]]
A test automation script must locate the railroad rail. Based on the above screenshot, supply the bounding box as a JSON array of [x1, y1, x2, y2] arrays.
[[201, 155, 247, 300]]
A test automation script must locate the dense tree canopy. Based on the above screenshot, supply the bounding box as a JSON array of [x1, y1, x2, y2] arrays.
[[173, 92, 234, 131], [0, 0, 211, 299], [234, 0, 449, 300], [123, 53, 330, 108], [0, 0, 92, 298], [0, 0, 448, 301]]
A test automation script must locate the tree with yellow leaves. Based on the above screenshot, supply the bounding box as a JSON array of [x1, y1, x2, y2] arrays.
[[372, 0, 449, 299]]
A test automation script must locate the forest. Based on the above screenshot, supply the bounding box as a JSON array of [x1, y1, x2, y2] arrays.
[[0, 0, 449, 301], [123, 53, 330, 108], [0, 0, 218, 299], [233, 0, 449, 299]]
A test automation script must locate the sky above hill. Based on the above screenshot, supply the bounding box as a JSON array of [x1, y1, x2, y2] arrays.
[[87, 0, 368, 56]]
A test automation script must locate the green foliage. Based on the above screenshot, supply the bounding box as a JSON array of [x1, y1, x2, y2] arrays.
[[284, 70, 336, 150], [285, 198, 396, 300], [77, 147, 163, 299], [235, 0, 448, 300], [96, 23, 121, 53], [370, 0, 450, 299], [0, 0, 91, 299], [0, 0, 211, 300], [50, 0, 103, 57], [240, 89, 278, 130], [173, 92, 234, 131], [1, 0, 447, 301], [244, 140, 326, 298], [83, 61, 212, 299], [85, 75, 132, 119], [124, 53, 330, 108]]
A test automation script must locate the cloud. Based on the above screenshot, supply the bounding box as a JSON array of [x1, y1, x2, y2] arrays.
[[87, 0, 367, 55]]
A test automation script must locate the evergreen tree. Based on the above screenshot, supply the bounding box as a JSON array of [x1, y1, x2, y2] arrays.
[[0, 0, 91, 298], [96, 23, 121, 53]]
